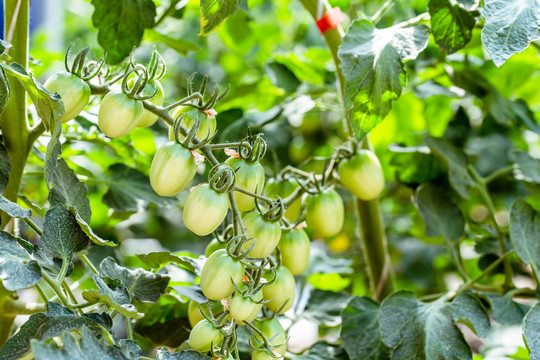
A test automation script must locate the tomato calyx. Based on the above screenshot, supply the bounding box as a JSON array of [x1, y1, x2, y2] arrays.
[[64, 43, 107, 81], [254, 197, 285, 223], [172, 110, 216, 150], [239, 134, 267, 163], [209, 163, 237, 193]]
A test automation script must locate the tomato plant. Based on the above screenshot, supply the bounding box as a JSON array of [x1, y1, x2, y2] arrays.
[[2, 0, 540, 359]]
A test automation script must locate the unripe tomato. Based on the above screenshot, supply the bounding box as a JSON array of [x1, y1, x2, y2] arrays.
[[242, 211, 282, 258], [205, 238, 227, 257], [264, 178, 301, 222], [187, 300, 224, 328], [225, 157, 265, 212], [279, 229, 310, 275], [184, 184, 228, 236], [338, 149, 384, 200], [98, 90, 143, 138], [262, 266, 295, 314], [136, 80, 164, 127], [188, 319, 223, 352], [252, 318, 287, 356], [150, 141, 197, 197], [305, 189, 344, 238], [200, 249, 245, 300], [252, 351, 283, 360], [229, 284, 263, 322], [44, 71, 90, 123], [169, 106, 217, 141]]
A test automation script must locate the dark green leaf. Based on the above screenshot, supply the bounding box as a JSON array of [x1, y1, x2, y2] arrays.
[[509, 199, 540, 275], [523, 303, 540, 359], [0, 195, 31, 219], [0, 66, 10, 115], [510, 150, 539, 183], [69, 207, 115, 247], [480, 292, 529, 325], [289, 342, 349, 360], [30, 326, 131, 360], [99, 256, 170, 303], [44, 116, 63, 187], [48, 158, 91, 223], [0, 313, 49, 360], [429, 0, 477, 54], [338, 20, 429, 138], [415, 183, 465, 240], [0, 230, 42, 291], [266, 61, 301, 93], [389, 145, 445, 186], [199, 0, 240, 36], [136, 251, 205, 276], [156, 349, 210, 360], [82, 275, 143, 319], [379, 291, 490, 359], [481, 0, 540, 67], [425, 135, 475, 198], [341, 296, 390, 360], [41, 204, 90, 260], [144, 29, 199, 55], [91, 0, 156, 64], [172, 285, 208, 303], [0, 142, 10, 193], [102, 163, 178, 213], [303, 289, 350, 326]]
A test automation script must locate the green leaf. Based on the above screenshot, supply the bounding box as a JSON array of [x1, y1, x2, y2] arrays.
[[338, 20, 429, 138], [480, 292, 529, 325], [303, 289, 351, 326], [509, 199, 540, 276], [98, 257, 170, 303], [136, 251, 205, 276], [68, 206, 115, 247], [428, 0, 477, 54], [425, 136, 475, 198], [389, 145, 445, 186], [523, 303, 540, 359], [41, 204, 90, 260], [379, 291, 490, 359], [30, 326, 132, 360], [156, 349, 210, 360], [289, 342, 349, 360], [48, 158, 91, 223], [0, 66, 10, 115], [172, 285, 208, 303], [91, 0, 156, 64], [0, 142, 10, 193], [510, 150, 539, 183], [44, 116, 63, 187], [144, 29, 199, 55], [304, 244, 353, 276], [199, 0, 240, 36], [0, 230, 42, 291], [0, 195, 31, 219], [0, 303, 112, 360], [481, 0, 540, 67], [340, 296, 390, 360], [82, 275, 143, 319], [414, 183, 465, 240], [102, 163, 178, 213]]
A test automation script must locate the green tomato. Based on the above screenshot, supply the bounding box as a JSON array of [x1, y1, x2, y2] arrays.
[[187, 300, 224, 328], [242, 211, 282, 258], [137, 80, 164, 127], [170, 106, 217, 141], [279, 228, 310, 275], [44, 71, 90, 123], [229, 283, 263, 322], [338, 149, 384, 200], [226, 157, 265, 212], [252, 318, 287, 356], [252, 351, 283, 360], [188, 319, 223, 353], [264, 178, 301, 222], [98, 90, 143, 138], [150, 141, 197, 197], [205, 238, 227, 257], [200, 249, 245, 300], [262, 266, 295, 314], [184, 184, 228, 236], [305, 189, 344, 238]]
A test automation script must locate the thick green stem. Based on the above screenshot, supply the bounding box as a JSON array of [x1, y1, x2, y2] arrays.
[[298, 0, 395, 300]]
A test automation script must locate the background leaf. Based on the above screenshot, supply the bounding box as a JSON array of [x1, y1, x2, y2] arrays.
[[200, 0, 240, 36], [0, 230, 42, 291], [428, 0, 477, 53]]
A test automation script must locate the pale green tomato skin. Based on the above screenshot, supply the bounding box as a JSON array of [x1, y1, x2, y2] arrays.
[[230, 291, 262, 321], [98, 90, 143, 138], [279, 228, 310, 275], [150, 141, 197, 197], [265, 178, 301, 222], [242, 211, 282, 258], [226, 157, 265, 212], [338, 149, 384, 200], [200, 249, 245, 300], [205, 238, 227, 257], [170, 106, 217, 141], [252, 351, 283, 360], [188, 319, 223, 352], [187, 300, 223, 328], [137, 80, 164, 127], [305, 189, 344, 238], [262, 266, 295, 314], [183, 184, 228, 236], [252, 318, 287, 356], [44, 71, 90, 123]]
